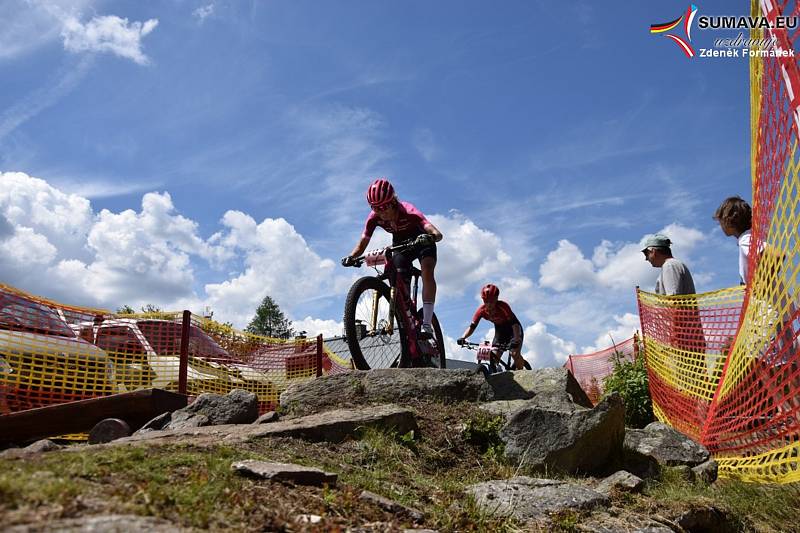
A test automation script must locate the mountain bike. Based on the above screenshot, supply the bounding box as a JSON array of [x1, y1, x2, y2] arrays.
[[342, 240, 446, 370], [461, 340, 531, 377]]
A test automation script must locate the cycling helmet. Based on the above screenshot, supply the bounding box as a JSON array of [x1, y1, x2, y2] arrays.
[[366, 178, 396, 208], [481, 283, 500, 303]]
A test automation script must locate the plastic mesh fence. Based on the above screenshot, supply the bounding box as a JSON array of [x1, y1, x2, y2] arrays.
[[638, 287, 745, 442], [564, 336, 637, 405], [0, 284, 350, 420], [638, 0, 800, 483]]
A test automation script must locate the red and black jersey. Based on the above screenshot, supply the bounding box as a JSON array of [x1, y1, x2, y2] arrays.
[[471, 300, 520, 327]]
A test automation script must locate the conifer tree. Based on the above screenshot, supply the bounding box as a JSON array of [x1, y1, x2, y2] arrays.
[[246, 295, 294, 338]]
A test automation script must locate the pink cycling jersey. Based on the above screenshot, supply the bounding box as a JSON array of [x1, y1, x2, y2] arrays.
[[471, 301, 520, 327], [362, 201, 431, 242]]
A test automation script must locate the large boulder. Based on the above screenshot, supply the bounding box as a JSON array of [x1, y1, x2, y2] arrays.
[[500, 393, 625, 475], [137, 389, 259, 432], [623, 422, 710, 479], [279, 369, 488, 416], [466, 477, 608, 521], [122, 404, 417, 447], [484, 367, 593, 407]]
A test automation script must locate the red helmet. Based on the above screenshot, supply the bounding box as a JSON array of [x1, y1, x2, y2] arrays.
[[366, 178, 396, 208], [481, 284, 499, 302]]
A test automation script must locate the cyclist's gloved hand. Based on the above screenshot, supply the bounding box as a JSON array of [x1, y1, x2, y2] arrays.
[[341, 255, 357, 267], [457, 337, 466, 346], [414, 233, 435, 247]]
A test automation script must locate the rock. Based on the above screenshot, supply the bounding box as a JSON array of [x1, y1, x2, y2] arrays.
[[136, 412, 172, 433], [232, 460, 337, 486], [691, 459, 718, 484], [167, 411, 210, 430], [594, 471, 644, 495], [484, 367, 593, 407], [676, 506, 737, 532], [4, 514, 186, 532], [623, 422, 710, 478], [295, 514, 322, 524], [500, 393, 625, 475], [280, 369, 487, 416], [135, 389, 259, 434], [576, 511, 675, 532], [478, 399, 531, 420], [89, 418, 131, 444], [359, 490, 425, 523], [0, 439, 62, 458], [178, 389, 259, 425], [117, 404, 417, 447], [466, 476, 608, 520], [25, 439, 62, 453], [254, 411, 279, 424]]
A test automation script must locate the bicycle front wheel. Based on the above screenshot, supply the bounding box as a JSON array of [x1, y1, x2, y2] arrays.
[[343, 276, 404, 370]]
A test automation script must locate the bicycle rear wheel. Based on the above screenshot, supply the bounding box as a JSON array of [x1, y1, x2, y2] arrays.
[[343, 276, 404, 370]]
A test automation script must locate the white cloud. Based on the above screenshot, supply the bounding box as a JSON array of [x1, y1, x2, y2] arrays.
[[581, 312, 640, 353], [62, 14, 158, 65], [203, 212, 345, 327], [0, 0, 95, 60], [538, 224, 708, 293], [523, 322, 577, 368], [291, 317, 344, 339], [539, 240, 596, 291], [193, 4, 215, 23], [429, 212, 515, 296]]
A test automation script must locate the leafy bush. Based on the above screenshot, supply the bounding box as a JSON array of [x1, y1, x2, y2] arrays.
[[463, 411, 505, 458], [603, 352, 654, 428]]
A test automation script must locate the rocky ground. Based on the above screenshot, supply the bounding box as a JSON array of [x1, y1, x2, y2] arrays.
[[0, 368, 797, 532]]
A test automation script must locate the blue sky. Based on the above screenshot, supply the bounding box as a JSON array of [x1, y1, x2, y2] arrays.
[[1, 1, 754, 366]]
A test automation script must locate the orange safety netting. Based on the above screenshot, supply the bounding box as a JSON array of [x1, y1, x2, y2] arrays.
[[638, 0, 800, 483], [564, 336, 637, 404], [0, 283, 352, 420]]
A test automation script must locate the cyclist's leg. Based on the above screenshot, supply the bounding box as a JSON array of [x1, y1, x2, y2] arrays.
[[491, 325, 510, 368], [511, 327, 526, 370], [418, 244, 437, 327]]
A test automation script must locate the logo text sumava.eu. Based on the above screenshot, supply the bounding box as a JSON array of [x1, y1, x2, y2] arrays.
[[650, 4, 698, 58]]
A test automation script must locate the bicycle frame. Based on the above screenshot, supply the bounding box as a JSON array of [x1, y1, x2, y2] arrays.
[[359, 243, 428, 363], [465, 341, 517, 373]]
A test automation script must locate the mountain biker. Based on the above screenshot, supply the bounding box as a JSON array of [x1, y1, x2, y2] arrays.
[[457, 283, 527, 370], [341, 178, 443, 339]]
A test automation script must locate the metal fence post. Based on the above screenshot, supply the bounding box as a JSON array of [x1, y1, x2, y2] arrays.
[[316, 334, 323, 377], [179, 310, 191, 395]]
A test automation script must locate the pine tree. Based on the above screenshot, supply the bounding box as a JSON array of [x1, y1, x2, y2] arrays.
[[246, 295, 294, 338]]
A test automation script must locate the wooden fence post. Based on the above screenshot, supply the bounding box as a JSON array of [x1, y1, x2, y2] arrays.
[[179, 310, 191, 395]]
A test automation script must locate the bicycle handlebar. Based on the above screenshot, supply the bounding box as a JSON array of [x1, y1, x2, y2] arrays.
[[344, 238, 423, 268], [460, 341, 512, 350]]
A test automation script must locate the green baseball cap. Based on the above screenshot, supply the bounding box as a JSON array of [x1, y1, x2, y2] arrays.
[[641, 234, 672, 252]]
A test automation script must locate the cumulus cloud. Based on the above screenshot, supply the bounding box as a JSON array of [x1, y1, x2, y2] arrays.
[[62, 14, 158, 65], [523, 322, 577, 368], [539, 224, 708, 293], [429, 212, 514, 296], [581, 312, 640, 353], [291, 317, 344, 339], [203, 212, 345, 327]]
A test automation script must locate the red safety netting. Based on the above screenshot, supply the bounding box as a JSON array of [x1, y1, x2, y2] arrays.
[[564, 336, 637, 404]]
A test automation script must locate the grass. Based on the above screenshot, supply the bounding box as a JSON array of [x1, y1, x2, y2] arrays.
[[1, 399, 798, 532]]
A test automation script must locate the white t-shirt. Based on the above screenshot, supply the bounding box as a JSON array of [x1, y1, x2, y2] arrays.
[[738, 229, 751, 284]]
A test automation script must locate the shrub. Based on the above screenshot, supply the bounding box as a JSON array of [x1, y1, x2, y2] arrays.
[[603, 352, 654, 428]]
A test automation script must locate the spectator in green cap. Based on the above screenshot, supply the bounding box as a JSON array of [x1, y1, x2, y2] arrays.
[[641, 233, 696, 295]]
